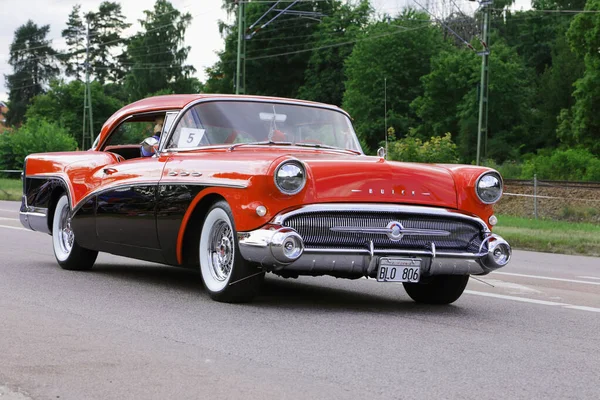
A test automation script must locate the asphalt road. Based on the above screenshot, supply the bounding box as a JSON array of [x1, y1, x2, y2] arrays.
[[0, 200, 598, 400]]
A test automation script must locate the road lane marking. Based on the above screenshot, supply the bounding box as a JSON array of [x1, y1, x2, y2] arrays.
[[578, 276, 600, 281], [564, 305, 600, 313], [464, 290, 568, 306], [0, 208, 18, 212], [493, 271, 600, 286], [464, 290, 600, 313], [0, 224, 28, 232], [0, 216, 18, 221]]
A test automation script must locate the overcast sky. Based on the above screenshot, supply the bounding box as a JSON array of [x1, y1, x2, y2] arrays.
[[0, 0, 529, 102]]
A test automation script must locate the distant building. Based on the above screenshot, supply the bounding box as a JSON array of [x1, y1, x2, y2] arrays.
[[0, 101, 8, 128]]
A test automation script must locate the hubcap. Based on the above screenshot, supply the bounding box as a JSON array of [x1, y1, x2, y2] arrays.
[[208, 220, 234, 282], [58, 204, 74, 254]]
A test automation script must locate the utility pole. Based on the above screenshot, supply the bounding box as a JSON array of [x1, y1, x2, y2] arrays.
[[235, 0, 246, 95], [82, 19, 94, 149], [475, 1, 491, 165]]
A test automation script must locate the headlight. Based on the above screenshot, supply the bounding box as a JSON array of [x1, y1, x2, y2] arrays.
[[475, 172, 503, 204], [274, 161, 306, 195]]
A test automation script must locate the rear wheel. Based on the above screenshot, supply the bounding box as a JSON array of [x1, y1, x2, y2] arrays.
[[402, 275, 469, 305], [52, 194, 98, 270], [198, 201, 264, 303]]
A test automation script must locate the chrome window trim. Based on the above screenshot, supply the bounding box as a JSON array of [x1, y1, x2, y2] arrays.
[[271, 203, 491, 234], [159, 97, 363, 154], [97, 108, 182, 151]]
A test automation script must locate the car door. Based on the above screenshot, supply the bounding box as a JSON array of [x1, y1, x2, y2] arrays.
[[93, 113, 172, 262], [95, 156, 168, 249]]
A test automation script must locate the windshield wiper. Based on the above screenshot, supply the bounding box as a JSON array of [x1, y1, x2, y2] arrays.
[[228, 140, 293, 151], [295, 142, 362, 155]]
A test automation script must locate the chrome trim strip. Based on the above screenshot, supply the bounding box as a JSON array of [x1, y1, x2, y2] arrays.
[[272, 203, 491, 233], [72, 180, 248, 214], [330, 226, 451, 237], [302, 247, 487, 258]]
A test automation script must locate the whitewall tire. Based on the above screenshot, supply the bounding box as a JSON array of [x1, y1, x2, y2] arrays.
[[199, 201, 264, 303], [52, 194, 98, 270]]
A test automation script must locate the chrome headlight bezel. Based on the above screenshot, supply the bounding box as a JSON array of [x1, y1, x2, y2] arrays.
[[475, 171, 503, 204], [274, 160, 306, 195]]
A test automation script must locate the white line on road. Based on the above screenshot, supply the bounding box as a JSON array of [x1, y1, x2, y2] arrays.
[[0, 216, 18, 221], [464, 290, 600, 313], [493, 271, 600, 286], [0, 209, 18, 213], [578, 276, 600, 281], [0, 224, 28, 232]]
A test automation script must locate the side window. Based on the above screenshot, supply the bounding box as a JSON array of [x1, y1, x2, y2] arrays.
[[166, 107, 206, 149], [106, 121, 154, 146]]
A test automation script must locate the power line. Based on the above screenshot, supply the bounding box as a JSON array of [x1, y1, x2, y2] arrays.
[[246, 24, 430, 61]]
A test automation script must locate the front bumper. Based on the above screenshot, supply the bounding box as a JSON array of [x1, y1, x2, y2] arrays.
[[237, 205, 511, 278]]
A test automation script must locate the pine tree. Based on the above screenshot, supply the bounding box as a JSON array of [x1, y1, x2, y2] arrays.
[[61, 4, 86, 80], [4, 20, 59, 126]]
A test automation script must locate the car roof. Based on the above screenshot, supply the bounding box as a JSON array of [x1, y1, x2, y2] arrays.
[[97, 94, 337, 149]]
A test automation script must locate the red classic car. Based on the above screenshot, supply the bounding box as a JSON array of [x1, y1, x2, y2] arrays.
[[20, 94, 511, 304]]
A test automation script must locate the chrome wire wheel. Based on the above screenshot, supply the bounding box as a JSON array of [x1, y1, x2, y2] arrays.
[[198, 201, 264, 302], [208, 220, 234, 282], [58, 203, 74, 255], [52, 194, 98, 270], [199, 205, 236, 293]]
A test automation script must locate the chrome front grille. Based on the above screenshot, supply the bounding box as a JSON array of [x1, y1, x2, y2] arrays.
[[282, 211, 484, 253]]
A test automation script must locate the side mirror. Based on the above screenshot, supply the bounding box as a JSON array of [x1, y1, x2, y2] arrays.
[[377, 146, 387, 159], [141, 136, 159, 156]]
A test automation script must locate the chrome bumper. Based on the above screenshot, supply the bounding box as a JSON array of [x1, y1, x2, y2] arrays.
[[238, 226, 511, 278], [19, 195, 50, 234]]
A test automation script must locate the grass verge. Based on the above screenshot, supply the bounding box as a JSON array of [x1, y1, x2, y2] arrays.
[[494, 214, 600, 257], [0, 178, 22, 201]]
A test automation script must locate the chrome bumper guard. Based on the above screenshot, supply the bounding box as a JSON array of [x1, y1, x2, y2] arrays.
[[238, 220, 511, 278]]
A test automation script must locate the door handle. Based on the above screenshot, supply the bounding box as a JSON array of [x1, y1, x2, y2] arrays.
[[103, 168, 118, 175]]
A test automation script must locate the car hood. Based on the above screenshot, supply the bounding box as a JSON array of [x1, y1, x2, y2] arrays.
[[290, 152, 458, 208]]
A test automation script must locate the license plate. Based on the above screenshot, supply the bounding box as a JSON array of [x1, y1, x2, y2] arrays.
[[376, 258, 421, 283]]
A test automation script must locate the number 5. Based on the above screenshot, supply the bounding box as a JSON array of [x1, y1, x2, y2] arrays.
[[186, 132, 196, 143]]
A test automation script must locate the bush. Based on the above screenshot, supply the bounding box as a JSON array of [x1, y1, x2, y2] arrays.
[[520, 148, 600, 182], [0, 119, 78, 171], [387, 129, 459, 163]]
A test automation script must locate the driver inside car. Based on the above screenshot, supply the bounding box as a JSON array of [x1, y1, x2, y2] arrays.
[[141, 116, 164, 157]]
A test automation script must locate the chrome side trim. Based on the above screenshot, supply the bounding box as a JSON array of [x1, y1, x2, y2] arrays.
[[72, 180, 248, 214], [330, 226, 451, 237], [272, 203, 491, 233]]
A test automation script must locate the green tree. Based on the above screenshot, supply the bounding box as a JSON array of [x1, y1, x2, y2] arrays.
[[342, 11, 448, 153], [86, 1, 131, 84], [558, 0, 600, 155], [61, 4, 86, 80], [0, 119, 78, 171], [297, 0, 373, 106], [25, 80, 123, 148], [4, 20, 59, 126], [411, 37, 535, 163], [124, 0, 196, 100]]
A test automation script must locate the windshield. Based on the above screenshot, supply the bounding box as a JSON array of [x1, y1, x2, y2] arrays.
[[164, 101, 362, 153]]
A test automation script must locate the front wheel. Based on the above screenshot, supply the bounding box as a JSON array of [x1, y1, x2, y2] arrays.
[[199, 201, 264, 303], [52, 194, 98, 270], [402, 275, 469, 305]]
